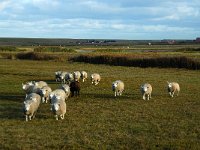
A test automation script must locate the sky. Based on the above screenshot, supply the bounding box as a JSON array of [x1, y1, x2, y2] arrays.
[[0, 0, 200, 40]]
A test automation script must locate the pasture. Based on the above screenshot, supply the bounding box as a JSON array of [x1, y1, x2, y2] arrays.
[[0, 49, 200, 149]]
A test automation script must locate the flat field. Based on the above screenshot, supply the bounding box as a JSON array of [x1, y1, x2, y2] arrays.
[[0, 51, 200, 149]]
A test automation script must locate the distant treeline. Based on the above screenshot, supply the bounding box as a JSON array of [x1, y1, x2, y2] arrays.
[[71, 55, 200, 70], [34, 46, 76, 52], [0, 38, 199, 46]]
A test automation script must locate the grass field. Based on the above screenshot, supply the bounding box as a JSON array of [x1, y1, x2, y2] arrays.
[[0, 51, 200, 149]]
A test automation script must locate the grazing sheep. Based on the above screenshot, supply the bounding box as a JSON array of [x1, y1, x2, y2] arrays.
[[22, 83, 40, 96], [65, 73, 74, 84], [51, 95, 66, 120], [49, 89, 67, 103], [141, 83, 152, 100], [80, 71, 88, 82], [39, 86, 52, 103], [70, 81, 80, 97], [60, 72, 68, 83], [91, 73, 101, 85], [73, 71, 81, 81], [55, 71, 62, 82], [59, 84, 71, 98], [33, 81, 48, 89], [112, 80, 125, 97], [23, 93, 41, 121], [167, 81, 180, 97]]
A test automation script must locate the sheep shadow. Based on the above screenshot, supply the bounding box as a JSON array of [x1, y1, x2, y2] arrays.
[[0, 104, 24, 120], [43, 79, 59, 85], [0, 94, 25, 120], [0, 94, 24, 103]]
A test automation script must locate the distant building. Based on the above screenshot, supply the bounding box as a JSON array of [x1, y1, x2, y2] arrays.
[[195, 37, 200, 43]]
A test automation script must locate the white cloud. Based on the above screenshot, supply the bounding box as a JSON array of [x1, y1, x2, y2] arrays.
[[0, 0, 11, 11], [0, 0, 199, 39]]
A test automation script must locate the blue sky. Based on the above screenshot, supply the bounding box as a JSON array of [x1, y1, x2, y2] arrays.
[[0, 0, 200, 40]]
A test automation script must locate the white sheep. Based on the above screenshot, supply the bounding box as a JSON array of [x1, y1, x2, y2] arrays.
[[23, 93, 41, 121], [91, 73, 101, 85], [32, 81, 48, 88], [65, 72, 74, 84], [60, 72, 68, 83], [59, 84, 71, 98], [73, 71, 81, 81], [50, 95, 66, 120], [22, 83, 40, 96], [39, 86, 52, 103], [167, 81, 180, 97], [55, 71, 62, 82], [49, 89, 67, 103], [141, 83, 152, 100], [80, 71, 88, 82], [112, 80, 124, 97]]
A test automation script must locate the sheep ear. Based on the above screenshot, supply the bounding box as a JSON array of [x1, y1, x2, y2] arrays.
[[24, 101, 26, 104], [167, 81, 170, 84]]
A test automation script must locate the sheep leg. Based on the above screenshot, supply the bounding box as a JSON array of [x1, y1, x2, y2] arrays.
[[29, 115, 32, 121], [171, 92, 174, 97], [42, 97, 45, 103], [55, 115, 58, 120], [143, 94, 146, 100], [45, 97, 48, 103], [147, 95, 150, 100], [177, 90, 179, 96], [25, 115, 28, 121], [114, 91, 117, 97], [60, 114, 64, 120]]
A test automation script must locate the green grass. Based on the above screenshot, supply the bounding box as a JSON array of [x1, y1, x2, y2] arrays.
[[0, 58, 200, 149]]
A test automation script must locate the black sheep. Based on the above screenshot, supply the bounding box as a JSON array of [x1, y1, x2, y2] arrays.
[[70, 81, 80, 97]]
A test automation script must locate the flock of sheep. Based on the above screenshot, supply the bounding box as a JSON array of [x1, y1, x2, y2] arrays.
[[22, 70, 180, 121]]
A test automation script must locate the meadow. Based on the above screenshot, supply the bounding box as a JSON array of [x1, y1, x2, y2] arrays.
[[0, 46, 200, 149]]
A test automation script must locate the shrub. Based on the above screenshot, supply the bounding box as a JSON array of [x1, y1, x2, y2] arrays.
[[71, 55, 200, 70], [16, 52, 59, 61], [0, 46, 17, 51]]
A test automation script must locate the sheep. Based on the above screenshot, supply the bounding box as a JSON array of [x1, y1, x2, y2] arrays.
[[22, 83, 40, 96], [140, 83, 152, 100], [39, 86, 52, 103], [22, 81, 47, 97], [60, 72, 68, 83], [112, 80, 125, 97], [73, 71, 81, 81], [49, 89, 67, 103], [70, 81, 80, 97], [91, 73, 101, 85], [55, 71, 62, 82], [58, 84, 71, 98], [65, 72, 74, 84], [50, 95, 66, 120], [167, 81, 180, 97], [23, 93, 41, 121], [80, 71, 88, 82], [32, 81, 48, 88]]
